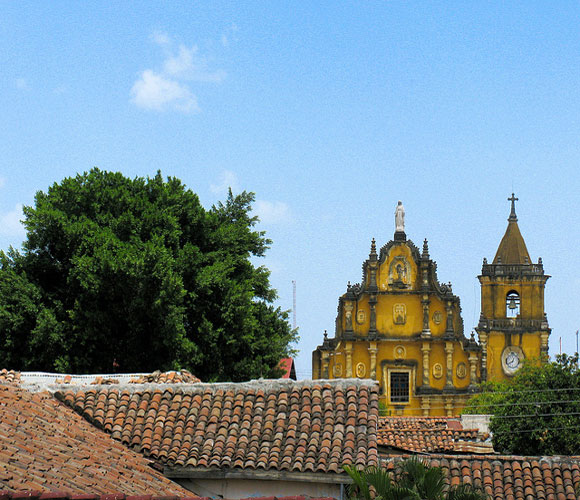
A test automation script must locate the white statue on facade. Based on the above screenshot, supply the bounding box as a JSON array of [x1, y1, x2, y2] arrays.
[[395, 200, 405, 232]]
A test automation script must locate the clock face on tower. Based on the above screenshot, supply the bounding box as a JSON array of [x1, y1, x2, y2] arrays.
[[501, 346, 525, 376], [506, 351, 520, 369]]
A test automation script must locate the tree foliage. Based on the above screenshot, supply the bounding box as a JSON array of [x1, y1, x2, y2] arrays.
[[344, 457, 487, 500], [0, 168, 297, 380], [463, 354, 580, 455]]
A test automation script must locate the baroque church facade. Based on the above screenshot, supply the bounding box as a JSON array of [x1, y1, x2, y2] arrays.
[[312, 195, 550, 416]]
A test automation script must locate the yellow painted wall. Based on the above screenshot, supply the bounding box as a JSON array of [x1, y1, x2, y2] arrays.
[[322, 337, 475, 416], [486, 332, 542, 381], [480, 279, 545, 320]]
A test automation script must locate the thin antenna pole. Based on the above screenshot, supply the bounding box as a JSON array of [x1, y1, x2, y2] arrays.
[[292, 280, 297, 330]]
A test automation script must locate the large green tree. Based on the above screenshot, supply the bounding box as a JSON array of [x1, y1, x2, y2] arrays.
[[0, 168, 296, 380], [463, 354, 580, 455]]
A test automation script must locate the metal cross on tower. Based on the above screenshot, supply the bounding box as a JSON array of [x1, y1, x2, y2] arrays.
[[508, 192, 518, 221]]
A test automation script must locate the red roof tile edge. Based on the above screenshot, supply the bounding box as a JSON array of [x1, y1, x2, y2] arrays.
[[0, 493, 335, 500], [383, 453, 580, 461], [0, 491, 199, 500]]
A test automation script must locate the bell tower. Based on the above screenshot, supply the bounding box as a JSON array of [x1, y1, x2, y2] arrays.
[[476, 194, 550, 381]]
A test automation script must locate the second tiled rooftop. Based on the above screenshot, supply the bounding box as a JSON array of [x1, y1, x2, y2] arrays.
[[56, 378, 379, 475]]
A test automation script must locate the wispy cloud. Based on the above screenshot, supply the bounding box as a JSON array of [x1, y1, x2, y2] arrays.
[[131, 70, 199, 113], [164, 45, 226, 83], [253, 200, 292, 224], [221, 23, 239, 47], [0, 204, 25, 238], [151, 30, 171, 47], [210, 170, 239, 194], [131, 31, 225, 113]]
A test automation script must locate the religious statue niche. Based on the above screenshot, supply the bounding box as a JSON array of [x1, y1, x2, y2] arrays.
[[432, 311, 443, 325], [356, 310, 366, 325], [344, 302, 354, 330], [388, 256, 411, 289], [393, 303, 406, 325]]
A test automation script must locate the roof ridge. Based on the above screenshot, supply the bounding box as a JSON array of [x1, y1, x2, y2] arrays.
[[44, 378, 379, 395]]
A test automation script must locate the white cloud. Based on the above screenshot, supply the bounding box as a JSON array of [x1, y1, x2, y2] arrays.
[[151, 30, 171, 47], [210, 170, 239, 194], [164, 45, 226, 83], [15, 78, 28, 90], [0, 204, 25, 238], [253, 200, 292, 224], [131, 32, 225, 113], [130, 70, 199, 113]]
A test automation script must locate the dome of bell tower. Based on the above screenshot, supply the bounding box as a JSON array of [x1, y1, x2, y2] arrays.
[[492, 193, 531, 265]]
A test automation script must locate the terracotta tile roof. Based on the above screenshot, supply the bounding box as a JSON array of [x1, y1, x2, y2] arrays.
[[384, 454, 580, 500], [377, 417, 493, 454], [56, 379, 379, 475], [0, 384, 191, 495], [0, 493, 333, 500], [0, 370, 20, 383]]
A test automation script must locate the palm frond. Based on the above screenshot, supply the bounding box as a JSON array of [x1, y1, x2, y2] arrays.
[[343, 464, 373, 500], [362, 465, 394, 499]]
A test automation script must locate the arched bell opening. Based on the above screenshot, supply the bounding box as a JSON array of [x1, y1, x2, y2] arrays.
[[506, 290, 520, 318]]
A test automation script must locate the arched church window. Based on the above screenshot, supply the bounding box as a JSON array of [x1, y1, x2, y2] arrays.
[[506, 291, 520, 318]]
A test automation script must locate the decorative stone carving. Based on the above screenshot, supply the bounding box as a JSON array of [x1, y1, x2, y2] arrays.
[[421, 342, 431, 387], [344, 302, 354, 331], [394, 345, 406, 360], [321, 351, 330, 379], [393, 303, 406, 325], [432, 311, 442, 325], [333, 363, 343, 377], [445, 302, 454, 334], [355, 362, 366, 378], [468, 352, 479, 387], [345, 342, 353, 377], [445, 342, 454, 388], [432, 363, 443, 379], [422, 298, 431, 337], [369, 342, 378, 379], [356, 310, 366, 324], [456, 362, 467, 379]]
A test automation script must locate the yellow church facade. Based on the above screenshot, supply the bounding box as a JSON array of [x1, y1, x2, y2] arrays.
[[312, 195, 550, 416]]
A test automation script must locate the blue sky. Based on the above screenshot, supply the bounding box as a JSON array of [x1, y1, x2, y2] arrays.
[[1, 2, 579, 378]]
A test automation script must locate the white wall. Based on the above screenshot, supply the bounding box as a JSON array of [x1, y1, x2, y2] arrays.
[[178, 477, 343, 499]]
